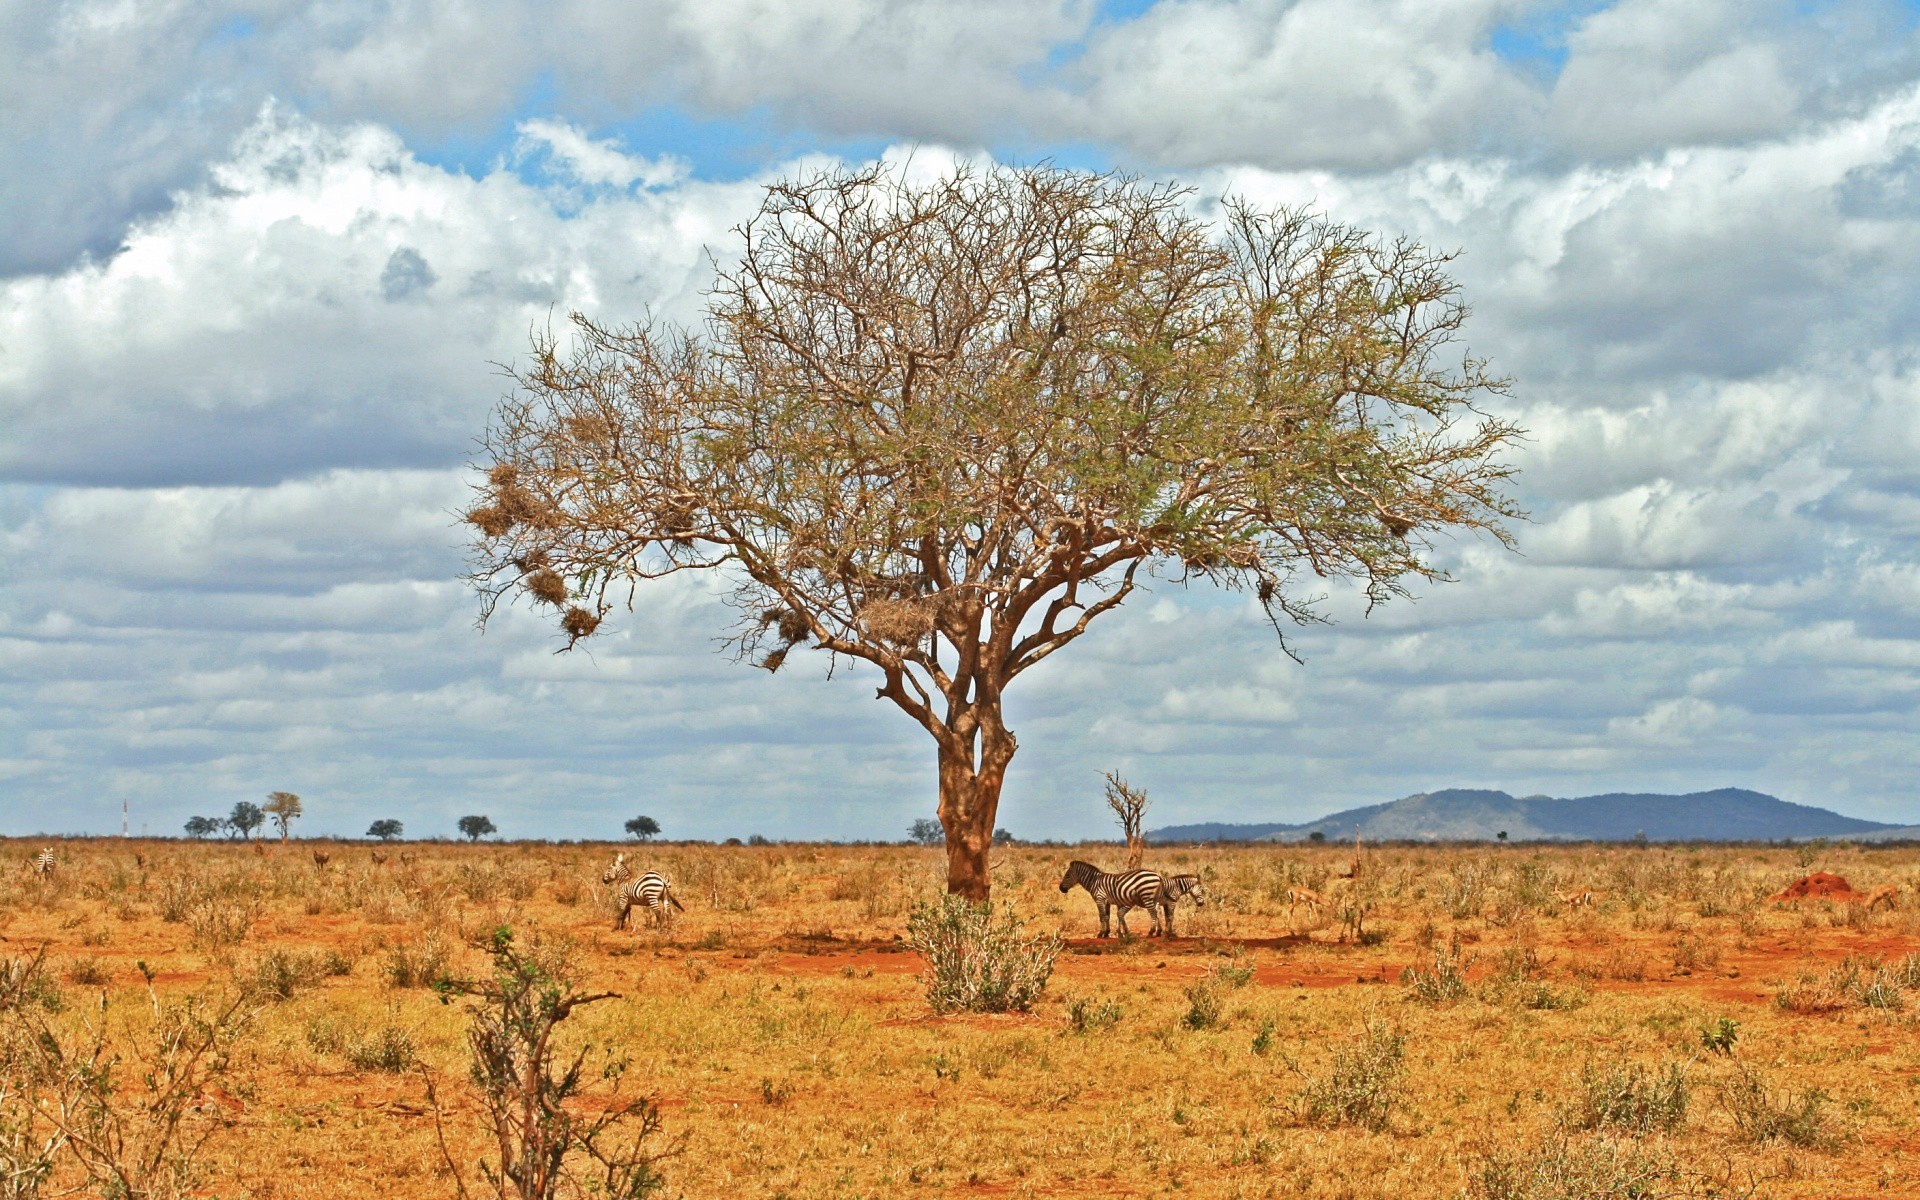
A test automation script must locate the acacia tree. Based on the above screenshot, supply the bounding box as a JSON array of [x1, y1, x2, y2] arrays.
[[263, 791, 302, 841], [466, 165, 1520, 900]]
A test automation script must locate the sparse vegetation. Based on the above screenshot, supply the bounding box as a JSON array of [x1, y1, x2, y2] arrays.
[[0, 837, 1913, 1196], [905, 895, 1060, 1014]]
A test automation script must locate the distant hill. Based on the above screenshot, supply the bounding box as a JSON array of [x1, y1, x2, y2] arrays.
[[1147, 787, 1903, 843]]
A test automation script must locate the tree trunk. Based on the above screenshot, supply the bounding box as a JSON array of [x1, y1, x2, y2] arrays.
[[1125, 837, 1144, 870], [936, 734, 1014, 902]]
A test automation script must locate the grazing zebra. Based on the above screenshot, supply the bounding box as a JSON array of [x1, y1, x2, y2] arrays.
[[1150, 873, 1205, 937], [602, 853, 685, 930], [1058, 860, 1165, 938], [32, 849, 55, 877]]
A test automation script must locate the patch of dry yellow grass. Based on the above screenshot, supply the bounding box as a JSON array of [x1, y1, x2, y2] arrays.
[[2, 837, 1918, 1198]]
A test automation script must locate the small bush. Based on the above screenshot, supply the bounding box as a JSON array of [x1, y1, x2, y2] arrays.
[[186, 896, 256, 951], [1718, 1065, 1836, 1147], [1401, 939, 1470, 1005], [65, 958, 111, 987], [1468, 1133, 1676, 1200], [1699, 1017, 1739, 1056], [252, 949, 330, 1001], [1065, 995, 1123, 1035], [344, 1024, 416, 1073], [1567, 1062, 1689, 1135], [905, 896, 1061, 1015], [1297, 1021, 1406, 1132], [1181, 980, 1223, 1030], [383, 932, 452, 989]]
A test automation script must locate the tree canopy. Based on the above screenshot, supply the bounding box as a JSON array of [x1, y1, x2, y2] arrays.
[[367, 819, 404, 841], [263, 791, 302, 841], [228, 801, 264, 840], [625, 815, 662, 841], [467, 164, 1520, 898], [458, 814, 497, 842]]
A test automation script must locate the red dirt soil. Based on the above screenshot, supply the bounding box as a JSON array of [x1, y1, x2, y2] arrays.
[[1769, 872, 1861, 902]]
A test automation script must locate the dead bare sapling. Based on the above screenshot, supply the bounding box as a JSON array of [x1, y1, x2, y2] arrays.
[[427, 928, 669, 1200], [1103, 772, 1150, 870]]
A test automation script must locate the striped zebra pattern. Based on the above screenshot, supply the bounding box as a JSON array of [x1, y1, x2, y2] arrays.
[[1058, 860, 1164, 938], [602, 853, 684, 930], [32, 849, 55, 876], [1151, 873, 1206, 937]]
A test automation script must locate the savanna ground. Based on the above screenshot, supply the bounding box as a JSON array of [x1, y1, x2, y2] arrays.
[[3, 836, 1919, 1199]]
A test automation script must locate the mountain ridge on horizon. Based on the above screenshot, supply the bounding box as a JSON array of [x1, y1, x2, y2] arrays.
[[1146, 787, 1912, 844]]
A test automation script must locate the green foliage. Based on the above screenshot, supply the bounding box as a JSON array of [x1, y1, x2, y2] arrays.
[[1699, 1017, 1739, 1055], [1718, 1065, 1837, 1148], [457, 814, 497, 842], [905, 896, 1061, 1014], [1467, 1133, 1676, 1200], [227, 801, 264, 840], [1567, 1062, 1690, 1135], [1401, 938, 1470, 1005], [1065, 996, 1123, 1035], [624, 816, 661, 841], [1297, 1021, 1407, 1132], [366, 819, 403, 841]]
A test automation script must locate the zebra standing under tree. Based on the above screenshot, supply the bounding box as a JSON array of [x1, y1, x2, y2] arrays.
[[1150, 873, 1206, 937], [32, 849, 54, 877], [1058, 860, 1166, 938], [602, 852, 685, 930]]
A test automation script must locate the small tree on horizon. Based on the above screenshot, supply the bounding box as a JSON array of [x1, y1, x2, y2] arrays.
[[263, 791, 302, 841], [184, 815, 218, 839], [624, 815, 661, 841], [367, 819, 404, 841], [908, 819, 944, 847], [458, 814, 497, 842], [467, 164, 1521, 900], [228, 801, 264, 841]]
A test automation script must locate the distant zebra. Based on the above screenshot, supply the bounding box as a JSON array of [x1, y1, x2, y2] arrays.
[[1058, 860, 1165, 938], [602, 853, 684, 930], [32, 849, 55, 877], [1150, 873, 1205, 937]]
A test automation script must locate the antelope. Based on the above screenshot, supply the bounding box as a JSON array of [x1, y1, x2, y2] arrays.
[[1865, 884, 1900, 912], [1287, 887, 1324, 918], [1554, 889, 1594, 908]]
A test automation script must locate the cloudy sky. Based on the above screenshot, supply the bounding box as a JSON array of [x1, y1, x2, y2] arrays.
[[6, 0, 1920, 841]]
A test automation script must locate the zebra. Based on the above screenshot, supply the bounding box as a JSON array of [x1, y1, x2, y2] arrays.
[[603, 853, 685, 930], [1058, 860, 1165, 938], [32, 849, 55, 877], [1150, 873, 1205, 937]]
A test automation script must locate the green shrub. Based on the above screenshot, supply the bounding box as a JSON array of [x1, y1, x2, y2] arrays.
[[1065, 995, 1123, 1035], [1298, 1021, 1406, 1132], [1401, 939, 1470, 1005], [905, 896, 1061, 1015], [1718, 1065, 1836, 1148], [1468, 1133, 1676, 1200], [383, 932, 452, 989], [344, 1024, 416, 1073], [1567, 1062, 1689, 1135], [252, 949, 330, 1001]]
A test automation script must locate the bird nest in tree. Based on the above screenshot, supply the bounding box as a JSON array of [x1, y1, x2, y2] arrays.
[[859, 597, 936, 646]]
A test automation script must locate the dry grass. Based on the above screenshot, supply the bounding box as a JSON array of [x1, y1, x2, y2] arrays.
[[1, 836, 1918, 1198]]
